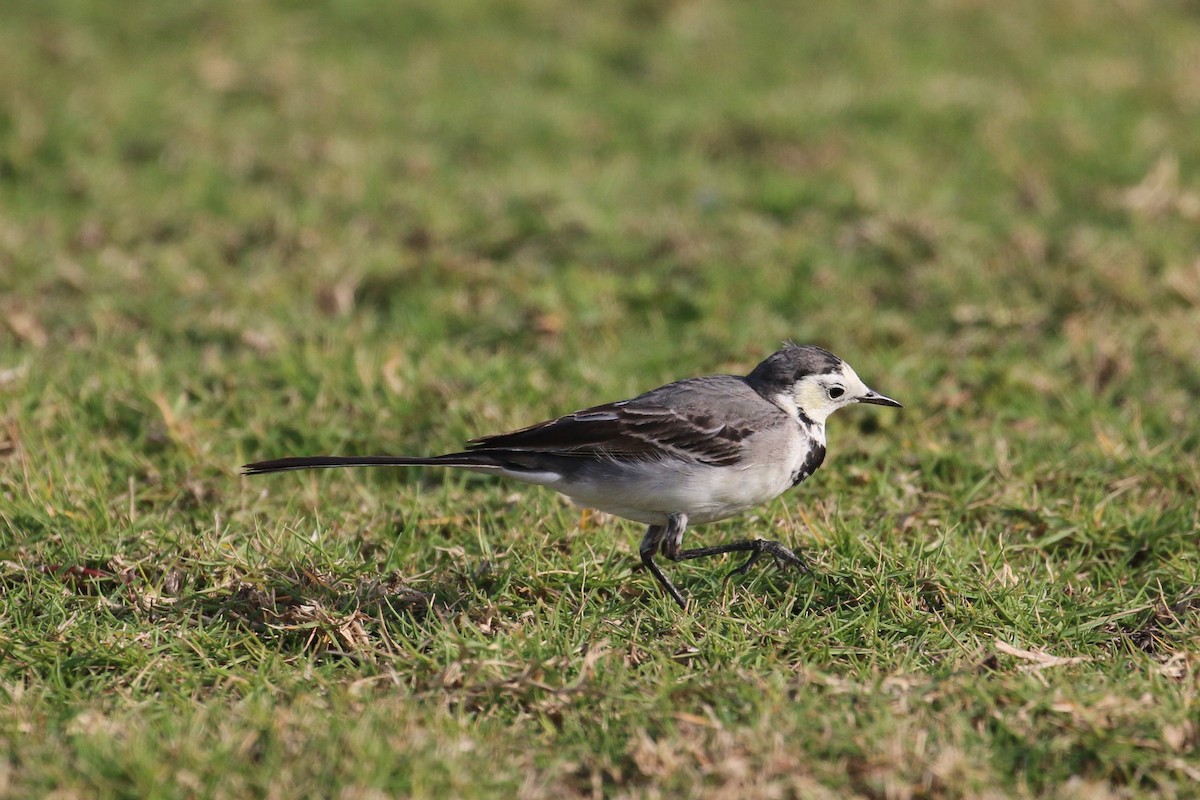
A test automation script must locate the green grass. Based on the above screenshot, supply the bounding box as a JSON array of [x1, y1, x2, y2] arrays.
[[3, 0, 1199, 796]]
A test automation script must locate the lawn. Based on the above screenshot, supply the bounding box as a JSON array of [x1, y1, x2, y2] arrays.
[[2, 0, 1198, 797]]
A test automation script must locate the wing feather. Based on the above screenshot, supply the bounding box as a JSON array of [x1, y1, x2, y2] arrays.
[[465, 376, 785, 467]]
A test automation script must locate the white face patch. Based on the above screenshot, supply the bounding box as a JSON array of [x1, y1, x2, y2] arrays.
[[790, 364, 872, 424]]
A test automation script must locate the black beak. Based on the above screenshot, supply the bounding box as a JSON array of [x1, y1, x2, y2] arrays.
[[859, 389, 902, 408]]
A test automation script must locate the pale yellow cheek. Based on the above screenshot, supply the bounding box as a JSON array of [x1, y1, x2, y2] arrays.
[[796, 383, 828, 411]]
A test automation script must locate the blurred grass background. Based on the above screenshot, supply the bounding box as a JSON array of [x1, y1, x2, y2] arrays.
[[2, 1, 1198, 797]]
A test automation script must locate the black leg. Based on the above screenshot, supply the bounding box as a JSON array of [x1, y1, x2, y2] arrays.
[[639, 514, 689, 609], [663, 538, 807, 585], [640, 516, 806, 608]]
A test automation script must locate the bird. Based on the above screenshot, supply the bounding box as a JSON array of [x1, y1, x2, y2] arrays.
[[243, 343, 901, 609]]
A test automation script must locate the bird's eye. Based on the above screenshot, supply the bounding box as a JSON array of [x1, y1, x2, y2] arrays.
[[828, 386, 845, 399]]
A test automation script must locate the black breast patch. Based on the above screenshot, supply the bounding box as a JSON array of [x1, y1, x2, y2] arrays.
[[790, 444, 826, 487]]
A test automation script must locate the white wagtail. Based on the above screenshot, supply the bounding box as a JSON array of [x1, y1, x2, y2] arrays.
[[244, 343, 900, 608]]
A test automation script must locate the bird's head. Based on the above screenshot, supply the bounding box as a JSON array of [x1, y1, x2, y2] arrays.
[[748, 343, 902, 426]]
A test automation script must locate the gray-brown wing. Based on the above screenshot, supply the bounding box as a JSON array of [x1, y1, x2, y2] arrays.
[[466, 376, 788, 467]]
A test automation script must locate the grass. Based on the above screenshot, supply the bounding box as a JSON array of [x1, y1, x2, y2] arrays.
[[2, 0, 1199, 796]]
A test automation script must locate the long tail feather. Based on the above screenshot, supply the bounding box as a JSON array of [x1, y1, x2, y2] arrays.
[[241, 454, 482, 476]]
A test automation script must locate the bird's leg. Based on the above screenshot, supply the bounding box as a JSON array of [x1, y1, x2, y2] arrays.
[[659, 515, 685, 558], [639, 514, 689, 609], [663, 537, 807, 585]]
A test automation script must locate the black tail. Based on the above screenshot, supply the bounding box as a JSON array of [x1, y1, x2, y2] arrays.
[[241, 453, 484, 476]]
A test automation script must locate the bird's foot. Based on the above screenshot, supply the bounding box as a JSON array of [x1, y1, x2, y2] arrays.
[[724, 539, 807, 582]]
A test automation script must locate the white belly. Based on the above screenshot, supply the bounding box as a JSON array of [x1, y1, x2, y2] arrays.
[[547, 437, 816, 526]]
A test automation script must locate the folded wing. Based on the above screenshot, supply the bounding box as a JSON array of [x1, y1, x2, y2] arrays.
[[466, 376, 784, 467]]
